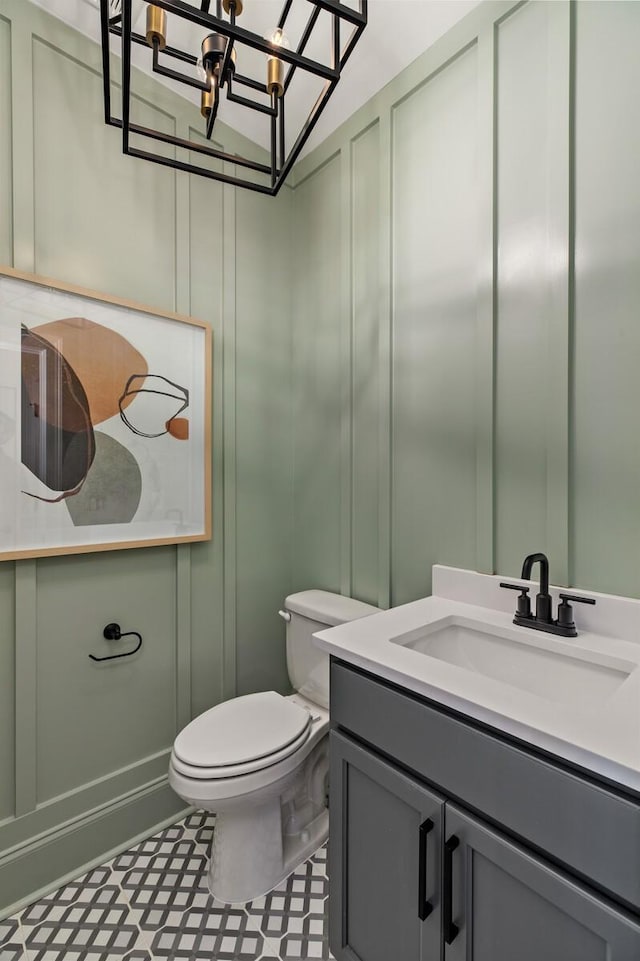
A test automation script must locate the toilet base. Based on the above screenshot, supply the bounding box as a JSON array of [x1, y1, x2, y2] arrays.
[[208, 800, 328, 904]]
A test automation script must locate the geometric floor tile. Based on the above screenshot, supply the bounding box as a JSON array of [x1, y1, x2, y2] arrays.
[[21, 883, 147, 961], [119, 840, 209, 931], [0, 946, 25, 961], [0, 919, 20, 947], [2, 813, 333, 961], [150, 899, 273, 960], [279, 913, 332, 960], [0, 917, 25, 961]]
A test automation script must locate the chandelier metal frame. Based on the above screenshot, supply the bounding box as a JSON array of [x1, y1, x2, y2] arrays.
[[100, 0, 368, 195]]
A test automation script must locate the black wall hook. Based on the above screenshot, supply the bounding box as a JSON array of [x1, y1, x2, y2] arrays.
[[89, 623, 143, 662]]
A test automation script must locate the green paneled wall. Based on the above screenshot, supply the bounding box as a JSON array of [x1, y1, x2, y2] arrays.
[[235, 187, 293, 695], [291, 157, 345, 594], [35, 550, 178, 803], [0, 0, 291, 917], [392, 43, 480, 606], [31, 37, 176, 304], [495, 0, 556, 577], [291, 0, 640, 604], [572, 0, 640, 596]]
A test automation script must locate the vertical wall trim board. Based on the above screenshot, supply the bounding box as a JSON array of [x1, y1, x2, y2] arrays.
[[176, 545, 192, 730], [475, 24, 497, 575], [350, 121, 382, 606], [567, 0, 577, 588], [545, 0, 572, 586], [175, 121, 193, 728], [377, 113, 392, 610], [388, 100, 398, 608], [341, 146, 353, 598], [222, 178, 237, 699], [290, 182, 298, 597], [175, 121, 192, 316], [1, 15, 14, 265], [10, 11, 34, 271], [175, 123, 191, 722], [288, 191, 295, 603], [14, 561, 37, 816], [491, 24, 499, 576]]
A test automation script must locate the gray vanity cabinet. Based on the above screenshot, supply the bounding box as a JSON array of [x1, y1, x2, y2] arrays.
[[329, 661, 640, 961], [329, 731, 443, 961], [445, 805, 640, 961]]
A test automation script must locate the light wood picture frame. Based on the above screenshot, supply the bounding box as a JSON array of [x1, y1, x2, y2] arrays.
[[0, 266, 212, 561]]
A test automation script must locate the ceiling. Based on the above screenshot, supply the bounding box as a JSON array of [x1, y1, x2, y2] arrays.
[[29, 0, 480, 158]]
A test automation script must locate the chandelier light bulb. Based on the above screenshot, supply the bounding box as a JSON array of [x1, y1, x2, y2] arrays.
[[265, 28, 289, 98], [266, 27, 290, 49]]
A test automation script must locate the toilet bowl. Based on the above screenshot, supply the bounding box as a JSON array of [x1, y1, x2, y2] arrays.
[[169, 590, 379, 903]]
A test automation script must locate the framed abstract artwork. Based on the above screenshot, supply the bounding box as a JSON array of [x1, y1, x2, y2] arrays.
[[0, 267, 212, 561]]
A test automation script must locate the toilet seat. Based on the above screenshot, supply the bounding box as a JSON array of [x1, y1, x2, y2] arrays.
[[172, 691, 312, 780]]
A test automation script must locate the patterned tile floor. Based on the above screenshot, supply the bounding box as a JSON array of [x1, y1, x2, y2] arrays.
[[0, 814, 334, 961]]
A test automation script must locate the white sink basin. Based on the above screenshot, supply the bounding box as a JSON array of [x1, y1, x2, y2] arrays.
[[390, 615, 635, 707]]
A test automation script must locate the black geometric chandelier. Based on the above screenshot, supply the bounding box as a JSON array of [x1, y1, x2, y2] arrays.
[[100, 0, 368, 195]]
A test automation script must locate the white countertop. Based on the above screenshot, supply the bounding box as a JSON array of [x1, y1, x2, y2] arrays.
[[313, 566, 640, 793]]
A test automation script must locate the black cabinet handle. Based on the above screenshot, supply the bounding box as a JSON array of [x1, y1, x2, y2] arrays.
[[418, 818, 434, 920], [443, 835, 460, 944]]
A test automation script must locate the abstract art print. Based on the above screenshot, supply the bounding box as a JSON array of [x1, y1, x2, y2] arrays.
[[0, 267, 211, 561]]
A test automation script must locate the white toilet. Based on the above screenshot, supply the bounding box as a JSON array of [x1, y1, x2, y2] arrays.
[[168, 589, 379, 904]]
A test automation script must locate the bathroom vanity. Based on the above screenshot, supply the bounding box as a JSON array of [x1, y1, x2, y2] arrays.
[[314, 566, 640, 961]]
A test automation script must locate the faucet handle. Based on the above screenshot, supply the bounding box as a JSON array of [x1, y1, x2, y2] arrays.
[[556, 593, 596, 632], [558, 592, 596, 606], [499, 582, 531, 618]]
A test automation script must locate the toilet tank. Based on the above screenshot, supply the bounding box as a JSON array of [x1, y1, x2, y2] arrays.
[[282, 590, 380, 710]]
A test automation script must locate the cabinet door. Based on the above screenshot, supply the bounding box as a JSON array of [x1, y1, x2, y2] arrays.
[[444, 804, 640, 961], [329, 731, 444, 961]]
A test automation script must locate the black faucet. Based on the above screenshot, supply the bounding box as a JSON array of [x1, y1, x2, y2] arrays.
[[500, 552, 595, 637], [520, 552, 552, 623]]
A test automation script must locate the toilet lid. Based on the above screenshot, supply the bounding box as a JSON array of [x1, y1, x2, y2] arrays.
[[173, 691, 311, 769]]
